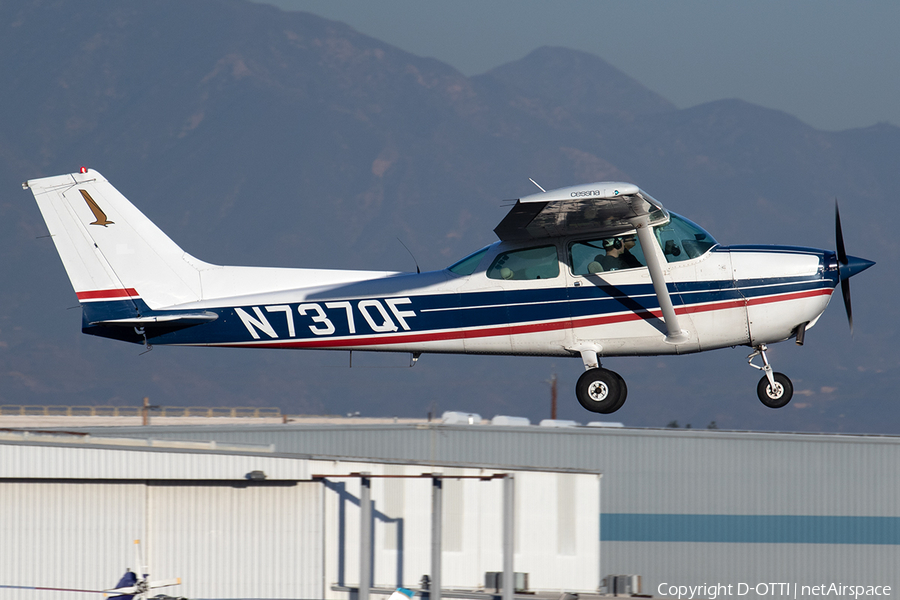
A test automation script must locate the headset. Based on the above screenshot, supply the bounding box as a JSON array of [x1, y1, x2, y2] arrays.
[[602, 237, 623, 250]]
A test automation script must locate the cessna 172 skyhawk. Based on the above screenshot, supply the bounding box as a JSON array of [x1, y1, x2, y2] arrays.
[[24, 169, 874, 414]]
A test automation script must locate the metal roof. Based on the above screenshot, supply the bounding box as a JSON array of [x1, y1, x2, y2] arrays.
[[18, 422, 896, 517]]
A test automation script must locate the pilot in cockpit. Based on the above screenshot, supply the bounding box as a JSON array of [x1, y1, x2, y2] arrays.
[[597, 235, 642, 271]]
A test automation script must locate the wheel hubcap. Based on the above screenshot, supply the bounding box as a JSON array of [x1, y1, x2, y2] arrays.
[[767, 383, 784, 399], [588, 381, 609, 401]]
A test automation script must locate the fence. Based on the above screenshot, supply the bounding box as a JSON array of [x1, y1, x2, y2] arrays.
[[0, 405, 282, 418]]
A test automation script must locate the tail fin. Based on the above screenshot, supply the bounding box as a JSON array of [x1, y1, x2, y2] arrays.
[[24, 169, 208, 309]]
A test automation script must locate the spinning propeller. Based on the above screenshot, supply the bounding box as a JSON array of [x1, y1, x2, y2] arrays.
[[834, 201, 875, 334]]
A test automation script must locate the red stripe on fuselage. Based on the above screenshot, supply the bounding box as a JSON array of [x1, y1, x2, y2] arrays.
[[744, 288, 833, 306], [217, 287, 834, 350], [76, 288, 139, 301]]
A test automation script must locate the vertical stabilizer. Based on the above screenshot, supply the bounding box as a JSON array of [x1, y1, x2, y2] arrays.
[[24, 169, 208, 309]]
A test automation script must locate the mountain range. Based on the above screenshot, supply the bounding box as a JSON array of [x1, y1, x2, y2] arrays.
[[2, 0, 898, 432]]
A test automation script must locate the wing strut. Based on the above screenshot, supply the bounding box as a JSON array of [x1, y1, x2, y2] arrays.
[[632, 216, 689, 344]]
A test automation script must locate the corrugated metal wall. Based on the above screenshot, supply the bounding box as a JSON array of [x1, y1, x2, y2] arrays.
[[0, 480, 323, 600], [316, 461, 600, 596], [148, 483, 322, 599], [83, 425, 900, 515], [1, 442, 601, 598], [0, 482, 146, 597], [72, 424, 900, 592], [605, 541, 900, 595]]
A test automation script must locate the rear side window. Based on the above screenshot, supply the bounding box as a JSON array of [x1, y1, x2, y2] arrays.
[[487, 245, 560, 280]]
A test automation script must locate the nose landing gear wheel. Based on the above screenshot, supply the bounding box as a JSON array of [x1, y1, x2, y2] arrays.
[[576, 368, 627, 413], [757, 372, 793, 408]]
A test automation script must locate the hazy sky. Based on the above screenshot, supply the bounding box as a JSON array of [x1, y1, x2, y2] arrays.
[[258, 0, 899, 132]]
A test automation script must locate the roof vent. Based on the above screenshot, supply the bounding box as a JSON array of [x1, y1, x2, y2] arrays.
[[441, 411, 482, 425], [491, 415, 531, 426], [539, 419, 579, 428]]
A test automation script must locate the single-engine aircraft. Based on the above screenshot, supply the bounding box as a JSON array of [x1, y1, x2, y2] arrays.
[[24, 169, 874, 413]]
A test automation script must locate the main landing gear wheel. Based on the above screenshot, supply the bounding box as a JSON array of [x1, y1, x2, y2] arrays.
[[757, 372, 793, 408], [576, 368, 628, 413]]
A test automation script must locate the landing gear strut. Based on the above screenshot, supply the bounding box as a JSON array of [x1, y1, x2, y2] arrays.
[[748, 344, 793, 408]]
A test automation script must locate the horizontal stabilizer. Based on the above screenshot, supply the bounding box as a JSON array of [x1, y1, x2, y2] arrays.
[[90, 312, 218, 327]]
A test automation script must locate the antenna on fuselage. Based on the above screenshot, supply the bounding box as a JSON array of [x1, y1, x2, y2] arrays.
[[397, 237, 420, 274], [528, 178, 547, 193]]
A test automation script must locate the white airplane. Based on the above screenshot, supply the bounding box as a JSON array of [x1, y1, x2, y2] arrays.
[[24, 169, 873, 414]]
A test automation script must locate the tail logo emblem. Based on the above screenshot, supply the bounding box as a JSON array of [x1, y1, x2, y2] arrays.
[[79, 189, 114, 226]]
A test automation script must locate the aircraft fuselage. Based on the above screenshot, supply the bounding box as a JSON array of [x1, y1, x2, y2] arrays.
[[82, 240, 838, 360]]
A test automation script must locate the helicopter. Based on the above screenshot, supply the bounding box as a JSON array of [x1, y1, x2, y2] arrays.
[[0, 540, 183, 599]]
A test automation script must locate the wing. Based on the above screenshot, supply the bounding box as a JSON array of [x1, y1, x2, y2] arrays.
[[494, 181, 689, 345], [494, 182, 669, 241]]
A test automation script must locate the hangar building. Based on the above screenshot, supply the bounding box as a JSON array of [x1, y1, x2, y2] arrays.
[[1, 420, 898, 599]]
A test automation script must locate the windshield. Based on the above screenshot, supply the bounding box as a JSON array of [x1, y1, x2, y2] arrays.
[[654, 213, 717, 263], [447, 246, 490, 276]]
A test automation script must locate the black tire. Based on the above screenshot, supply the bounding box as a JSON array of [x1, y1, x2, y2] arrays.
[[576, 368, 625, 413], [609, 371, 628, 412], [757, 372, 793, 408]]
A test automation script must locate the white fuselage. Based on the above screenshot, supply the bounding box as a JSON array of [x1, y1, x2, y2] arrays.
[[85, 238, 836, 362]]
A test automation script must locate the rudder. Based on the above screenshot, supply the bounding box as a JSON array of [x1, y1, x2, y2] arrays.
[[24, 169, 208, 310]]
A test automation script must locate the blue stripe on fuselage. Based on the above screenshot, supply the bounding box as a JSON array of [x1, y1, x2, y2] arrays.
[[80, 250, 835, 346]]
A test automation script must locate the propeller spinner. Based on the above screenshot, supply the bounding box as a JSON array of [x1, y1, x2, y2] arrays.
[[835, 201, 875, 333]]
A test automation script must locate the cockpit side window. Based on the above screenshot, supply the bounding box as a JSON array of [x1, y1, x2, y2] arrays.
[[487, 245, 560, 280], [569, 235, 647, 274], [654, 213, 718, 263]]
